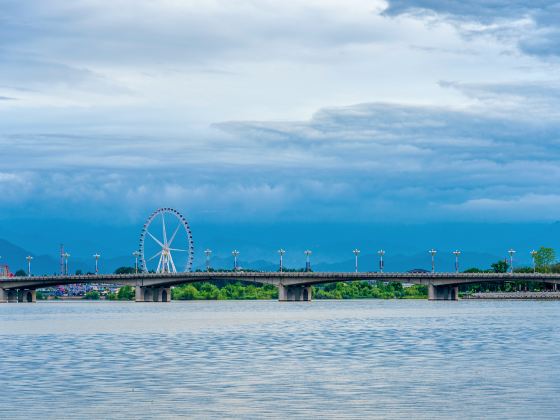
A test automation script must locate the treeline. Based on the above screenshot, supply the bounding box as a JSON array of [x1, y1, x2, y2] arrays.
[[461, 246, 559, 293], [314, 282, 427, 299], [173, 282, 278, 300], [171, 281, 427, 300]]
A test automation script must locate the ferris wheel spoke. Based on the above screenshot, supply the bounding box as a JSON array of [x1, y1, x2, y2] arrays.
[[168, 252, 177, 273], [156, 253, 163, 273], [146, 230, 164, 248], [161, 213, 168, 245], [168, 223, 181, 247], [169, 248, 187, 252], [147, 250, 162, 262]]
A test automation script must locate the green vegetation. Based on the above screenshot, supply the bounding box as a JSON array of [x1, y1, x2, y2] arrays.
[[14, 269, 26, 277], [461, 247, 560, 294], [171, 281, 427, 300], [172, 282, 278, 300], [117, 285, 135, 300], [115, 266, 136, 274], [535, 246, 555, 272], [107, 285, 135, 300], [84, 290, 100, 300], [491, 260, 508, 273], [314, 281, 427, 299]]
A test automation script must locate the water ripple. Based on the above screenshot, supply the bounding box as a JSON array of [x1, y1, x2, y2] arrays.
[[0, 300, 559, 419]]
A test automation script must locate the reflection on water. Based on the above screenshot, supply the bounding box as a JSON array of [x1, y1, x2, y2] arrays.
[[1, 300, 559, 419]]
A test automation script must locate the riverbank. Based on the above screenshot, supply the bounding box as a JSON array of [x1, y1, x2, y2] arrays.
[[464, 291, 560, 300]]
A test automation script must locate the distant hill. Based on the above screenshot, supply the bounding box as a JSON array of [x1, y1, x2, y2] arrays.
[[0, 238, 59, 275]]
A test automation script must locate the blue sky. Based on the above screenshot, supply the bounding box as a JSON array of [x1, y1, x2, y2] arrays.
[[1, 1, 560, 264]]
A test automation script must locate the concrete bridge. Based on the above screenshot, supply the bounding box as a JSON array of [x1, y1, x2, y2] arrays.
[[2, 271, 560, 303]]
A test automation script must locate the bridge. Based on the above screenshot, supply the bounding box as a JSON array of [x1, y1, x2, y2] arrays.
[[2, 271, 560, 303]]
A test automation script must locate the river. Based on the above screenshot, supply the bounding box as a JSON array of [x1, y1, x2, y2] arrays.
[[1, 300, 559, 419]]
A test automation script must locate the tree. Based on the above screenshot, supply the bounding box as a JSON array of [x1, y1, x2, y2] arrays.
[[84, 290, 100, 300], [117, 285, 135, 300], [114, 266, 136, 274], [534, 246, 555, 273], [491, 260, 509, 273], [14, 269, 27, 277], [173, 284, 199, 300]]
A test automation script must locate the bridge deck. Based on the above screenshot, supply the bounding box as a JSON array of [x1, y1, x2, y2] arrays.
[[2, 271, 560, 290]]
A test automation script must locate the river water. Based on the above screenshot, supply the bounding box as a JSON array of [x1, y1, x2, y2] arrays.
[[1, 300, 559, 419]]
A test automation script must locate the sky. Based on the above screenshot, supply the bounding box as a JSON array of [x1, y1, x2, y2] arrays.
[[1, 0, 560, 266]]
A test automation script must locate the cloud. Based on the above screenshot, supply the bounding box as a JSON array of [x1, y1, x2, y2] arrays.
[[0, 0, 559, 226], [445, 194, 560, 221], [2, 77, 560, 224], [384, 0, 560, 57]]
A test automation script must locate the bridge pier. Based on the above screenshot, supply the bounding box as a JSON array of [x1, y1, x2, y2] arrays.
[[428, 284, 459, 301], [0, 289, 36, 303], [278, 284, 312, 302], [7, 289, 18, 303], [135, 286, 171, 302], [19, 289, 36, 303]]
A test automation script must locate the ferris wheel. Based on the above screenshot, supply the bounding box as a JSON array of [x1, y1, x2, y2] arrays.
[[139, 208, 194, 273]]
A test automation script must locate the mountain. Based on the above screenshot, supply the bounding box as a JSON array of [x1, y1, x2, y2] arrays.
[[0, 238, 59, 275]]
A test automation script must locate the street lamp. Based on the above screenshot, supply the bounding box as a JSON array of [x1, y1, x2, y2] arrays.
[[508, 249, 516, 273], [429, 249, 437, 273], [232, 250, 240, 271], [304, 250, 312, 272], [278, 249, 286, 272], [378, 249, 385, 273], [26, 255, 33, 277], [530, 249, 537, 273], [353, 249, 360, 273], [453, 250, 461, 273], [204, 249, 212, 272], [132, 251, 141, 274], [93, 253, 101, 275], [62, 252, 70, 276]]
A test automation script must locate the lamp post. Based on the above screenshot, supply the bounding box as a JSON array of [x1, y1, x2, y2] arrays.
[[453, 250, 461, 273], [132, 251, 141, 274], [304, 250, 312, 272], [26, 255, 33, 277], [278, 249, 285, 273], [530, 249, 537, 273], [353, 249, 360, 273], [508, 249, 516, 273], [93, 253, 100, 275], [204, 249, 212, 272], [232, 250, 239, 271], [62, 252, 70, 276], [378, 249, 385, 273], [429, 249, 437, 273]]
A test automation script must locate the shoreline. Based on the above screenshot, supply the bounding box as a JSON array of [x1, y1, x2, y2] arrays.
[[463, 291, 560, 300]]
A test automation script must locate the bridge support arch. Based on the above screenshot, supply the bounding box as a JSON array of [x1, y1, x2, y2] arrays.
[[428, 284, 459, 301], [278, 284, 312, 302], [0, 288, 35, 303], [19, 289, 36, 303], [135, 286, 171, 302]]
